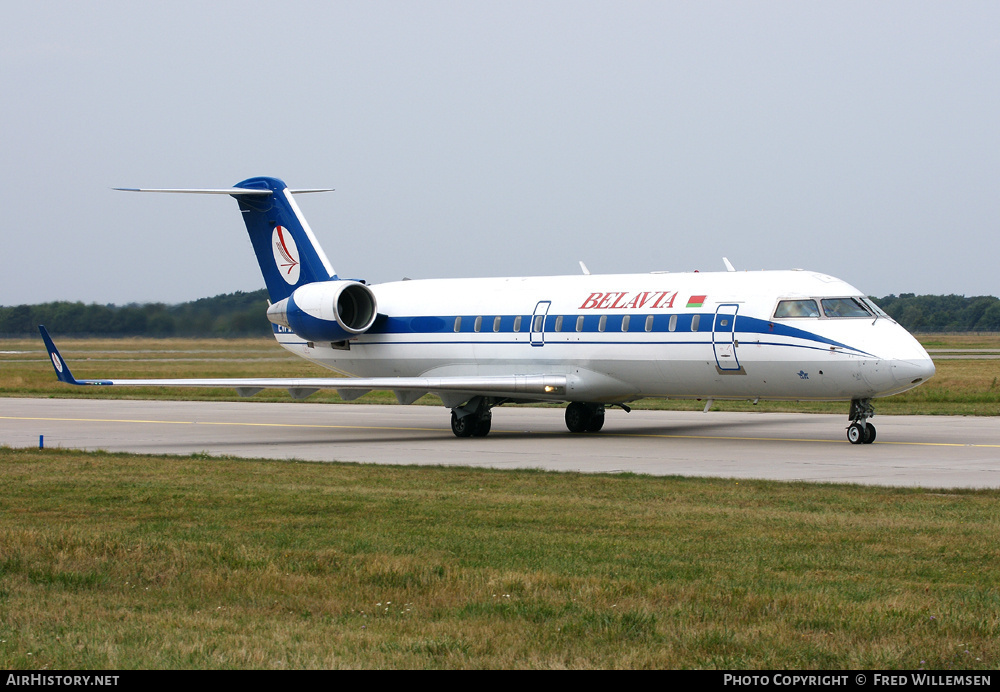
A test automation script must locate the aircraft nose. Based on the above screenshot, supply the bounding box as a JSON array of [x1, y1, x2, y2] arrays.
[[892, 356, 936, 387], [882, 326, 935, 389]]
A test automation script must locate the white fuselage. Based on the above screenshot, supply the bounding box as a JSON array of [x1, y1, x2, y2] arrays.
[[273, 269, 935, 405]]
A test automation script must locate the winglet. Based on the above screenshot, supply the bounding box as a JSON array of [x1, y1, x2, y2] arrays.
[[38, 326, 111, 386], [39, 326, 79, 384]]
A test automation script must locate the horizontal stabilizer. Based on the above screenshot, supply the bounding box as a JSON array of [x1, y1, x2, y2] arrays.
[[112, 187, 333, 195]]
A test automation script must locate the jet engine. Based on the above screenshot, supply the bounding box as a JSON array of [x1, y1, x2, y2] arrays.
[[266, 280, 378, 342]]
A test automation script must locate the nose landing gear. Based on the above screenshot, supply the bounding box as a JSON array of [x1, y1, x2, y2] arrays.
[[847, 398, 876, 444]]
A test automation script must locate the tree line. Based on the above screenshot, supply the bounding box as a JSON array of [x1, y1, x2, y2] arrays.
[[874, 294, 1000, 332], [1, 290, 998, 337], [0, 290, 271, 337]]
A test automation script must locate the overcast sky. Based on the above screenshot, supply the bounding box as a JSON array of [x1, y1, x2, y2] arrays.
[[3, 1, 998, 306]]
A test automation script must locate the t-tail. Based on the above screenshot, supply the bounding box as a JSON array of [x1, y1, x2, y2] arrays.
[[117, 176, 336, 302], [229, 176, 338, 303], [115, 177, 379, 342]]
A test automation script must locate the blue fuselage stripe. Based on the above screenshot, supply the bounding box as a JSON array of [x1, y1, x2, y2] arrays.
[[276, 312, 872, 356]]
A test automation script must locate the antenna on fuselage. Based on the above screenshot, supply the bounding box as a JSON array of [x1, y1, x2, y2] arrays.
[[579, 261, 591, 275], [723, 257, 736, 272]]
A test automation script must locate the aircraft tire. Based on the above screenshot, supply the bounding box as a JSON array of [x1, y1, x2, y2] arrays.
[[847, 422, 865, 444], [565, 402, 590, 433], [566, 402, 605, 433], [472, 412, 492, 437], [863, 423, 876, 444], [451, 410, 475, 438], [585, 411, 605, 432]]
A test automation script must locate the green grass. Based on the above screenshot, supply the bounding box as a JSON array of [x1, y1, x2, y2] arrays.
[[2, 334, 999, 415], [1, 447, 997, 669]]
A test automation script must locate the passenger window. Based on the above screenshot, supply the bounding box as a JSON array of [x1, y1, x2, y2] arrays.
[[691, 314, 700, 331], [474, 316, 482, 332], [532, 315, 544, 332], [554, 315, 563, 332], [454, 316, 462, 332], [493, 316, 501, 332], [774, 299, 820, 318], [668, 314, 677, 332], [513, 316, 522, 332], [598, 315, 607, 332], [821, 298, 871, 318], [621, 315, 630, 332], [576, 315, 584, 332], [644, 315, 654, 332]]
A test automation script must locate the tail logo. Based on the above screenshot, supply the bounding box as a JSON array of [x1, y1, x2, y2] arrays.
[[51, 353, 64, 373], [271, 226, 301, 285]]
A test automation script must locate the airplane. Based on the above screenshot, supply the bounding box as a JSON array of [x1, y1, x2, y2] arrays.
[[40, 176, 936, 444]]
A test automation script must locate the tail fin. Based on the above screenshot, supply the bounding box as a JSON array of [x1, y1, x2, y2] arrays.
[[230, 177, 337, 302], [115, 177, 337, 303]]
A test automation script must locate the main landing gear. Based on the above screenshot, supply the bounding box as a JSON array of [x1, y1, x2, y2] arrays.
[[450, 397, 493, 438], [847, 398, 876, 445], [450, 399, 619, 437], [565, 402, 606, 433]]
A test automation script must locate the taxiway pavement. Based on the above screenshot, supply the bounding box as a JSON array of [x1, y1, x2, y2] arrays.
[[2, 398, 998, 488]]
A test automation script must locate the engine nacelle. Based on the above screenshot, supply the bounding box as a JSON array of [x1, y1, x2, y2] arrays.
[[266, 280, 378, 342]]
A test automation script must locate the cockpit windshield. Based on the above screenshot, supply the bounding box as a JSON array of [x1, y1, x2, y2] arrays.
[[820, 298, 872, 318], [773, 296, 888, 320], [773, 299, 820, 318], [861, 297, 891, 319]]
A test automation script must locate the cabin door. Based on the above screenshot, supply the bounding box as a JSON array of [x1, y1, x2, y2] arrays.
[[530, 301, 551, 347], [712, 304, 742, 371]]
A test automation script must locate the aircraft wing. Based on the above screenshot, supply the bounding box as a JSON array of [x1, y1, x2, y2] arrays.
[[38, 326, 567, 403]]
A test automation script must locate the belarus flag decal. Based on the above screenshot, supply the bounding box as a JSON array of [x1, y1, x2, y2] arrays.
[[686, 295, 707, 308]]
